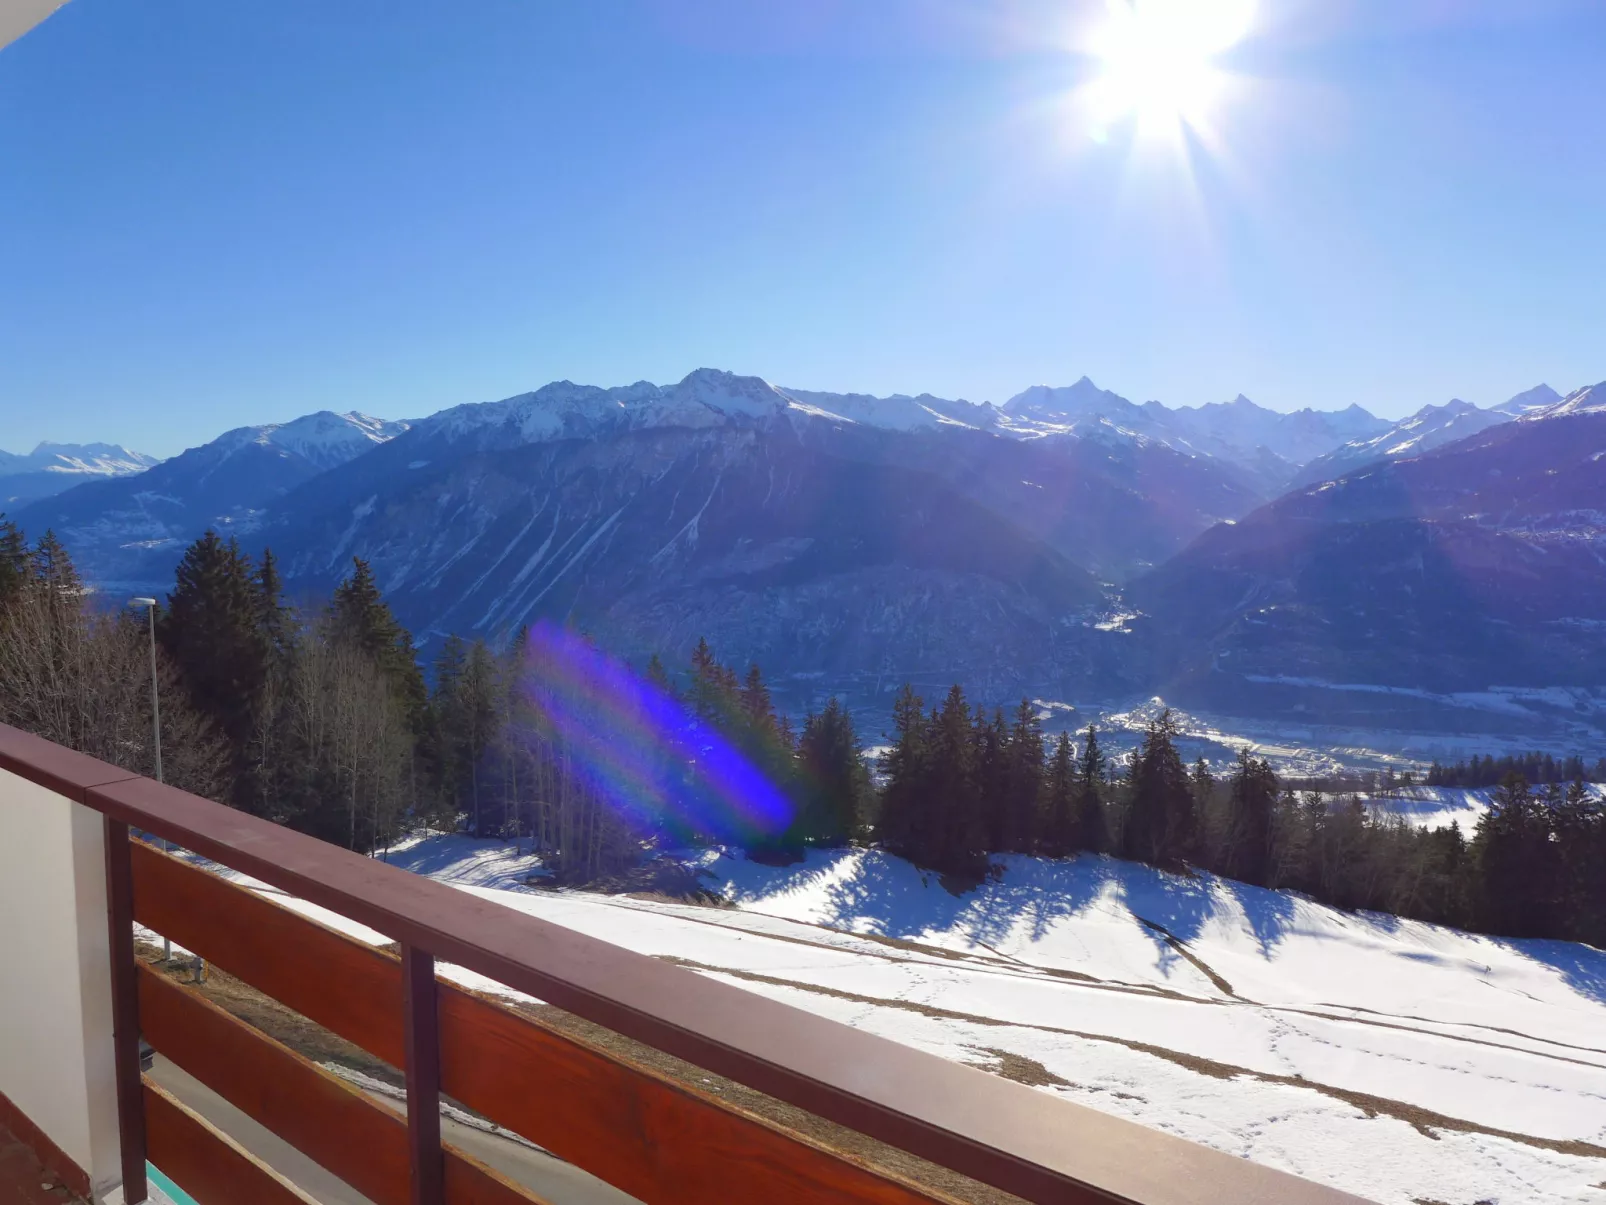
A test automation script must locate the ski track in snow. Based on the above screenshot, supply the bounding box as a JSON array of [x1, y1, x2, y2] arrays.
[[162, 839, 1606, 1205]]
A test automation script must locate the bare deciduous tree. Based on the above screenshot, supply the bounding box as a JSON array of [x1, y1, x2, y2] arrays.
[[0, 582, 229, 799]]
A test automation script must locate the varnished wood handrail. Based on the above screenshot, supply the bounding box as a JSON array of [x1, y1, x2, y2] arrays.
[[0, 721, 1374, 1205]]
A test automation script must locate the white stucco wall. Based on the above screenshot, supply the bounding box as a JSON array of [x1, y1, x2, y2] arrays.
[[0, 767, 122, 1198]]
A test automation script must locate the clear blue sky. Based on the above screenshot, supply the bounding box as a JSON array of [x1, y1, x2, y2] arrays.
[[2, 0, 1603, 457]]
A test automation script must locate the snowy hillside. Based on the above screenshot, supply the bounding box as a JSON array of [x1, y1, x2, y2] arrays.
[[177, 837, 1606, 1205]]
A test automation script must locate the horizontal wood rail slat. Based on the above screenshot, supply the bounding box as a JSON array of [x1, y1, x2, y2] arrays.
[[137, 964, 552, 1205], [144, 1079, 322, 1205], [133, 842, 960, 1205], [0, 724, 1375, 1205], [436, 976, 958, 1205], [131, 839, 407, 1063]]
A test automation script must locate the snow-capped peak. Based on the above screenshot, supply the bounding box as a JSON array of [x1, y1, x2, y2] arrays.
[[269, 411, 410, 460], [415, 370, 795, 449], [1528, 381, 1606, 420], [668, 367, 792, 419], [0, 442, 160, 478], [211, 411, 410, 472], [1003, 376, 1134, 419], [1490, 383, 1562, 417]]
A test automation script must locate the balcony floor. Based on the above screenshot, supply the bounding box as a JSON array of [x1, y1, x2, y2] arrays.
[[0, 1122, 86, 1205]]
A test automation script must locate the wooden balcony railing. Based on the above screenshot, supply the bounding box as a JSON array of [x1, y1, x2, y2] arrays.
[[0, 723, 1373, 1205]]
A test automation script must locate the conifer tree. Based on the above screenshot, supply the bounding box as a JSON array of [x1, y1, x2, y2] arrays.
[[256, 547, 293, 660], [974, 706, 1009, 852], [31, 530, 81, 598], [796, 697, 870, 845], [0, 517, 28, 609], [1416, 819, 1471, 926], [457, 640, 499, 834], [1471, 775, 1558, 937], [739, 664, 778, 742], [160, 531, 271, 801], [1075, 724, 1110, 853], [930, 685, 986, 875], [1551, 778, 1606, 946], [1042, 730, 1076, 856], [1002, 699, 1045, 853], [1224, 748, 1278, 885], [330, 557, 426, 722], [877, 685, 928, 857], [429, 635, 469, 815], [1122, 710, 1195, 867], [688, 636, 729, 721], [644, 652, 673, 695]]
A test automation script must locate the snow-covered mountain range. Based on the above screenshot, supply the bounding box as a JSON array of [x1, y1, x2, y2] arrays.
[[408, 370, 1397, 493], [1292, 385, 1564, 487], [10, 370, 1605, 744], [0, 441, 160, 505], [10, 411, 407, 588], [996, 377, 1390, 491]]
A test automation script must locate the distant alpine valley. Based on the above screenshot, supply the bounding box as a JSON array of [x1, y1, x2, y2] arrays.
[[11, 369, 1605, 755]]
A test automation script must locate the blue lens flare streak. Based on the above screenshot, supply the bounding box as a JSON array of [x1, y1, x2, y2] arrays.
[[513, 624, 794, 843]]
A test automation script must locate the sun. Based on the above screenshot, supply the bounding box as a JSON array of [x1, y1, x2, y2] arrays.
[[1083, 0, 1255, 142]]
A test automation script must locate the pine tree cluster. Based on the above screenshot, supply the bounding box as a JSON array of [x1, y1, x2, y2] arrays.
[[1426, 751, 1604, 788], [878, 686, 1112, 878]]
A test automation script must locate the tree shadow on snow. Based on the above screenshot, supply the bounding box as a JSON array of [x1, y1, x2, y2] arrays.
[[715, 847, 846, 907], [1214, 875, 1301, 959], [956, 855, 1112, 950], [1112, 864, 1216, 946], [810, 851, 1110, 955], [381, 833, 537, 887], [1492, 936, 1606, 1006]]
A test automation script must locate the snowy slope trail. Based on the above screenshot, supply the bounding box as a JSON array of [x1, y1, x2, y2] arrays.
[[169, 839, 1606, 1205]]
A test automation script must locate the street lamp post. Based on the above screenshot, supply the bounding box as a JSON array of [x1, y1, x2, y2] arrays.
[[129, 598, 162, 784], [127, 597, 169, 962]]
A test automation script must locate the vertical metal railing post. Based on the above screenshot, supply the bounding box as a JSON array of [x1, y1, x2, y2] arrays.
[[103, 819, 148, 1203], [402, 944, 444, 1205]]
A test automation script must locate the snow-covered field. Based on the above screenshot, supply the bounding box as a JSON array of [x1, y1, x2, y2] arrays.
[[1032, 694, 1606, 780], [1360, 785, 1494, 829], [162, 836, 1606, 1205]]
